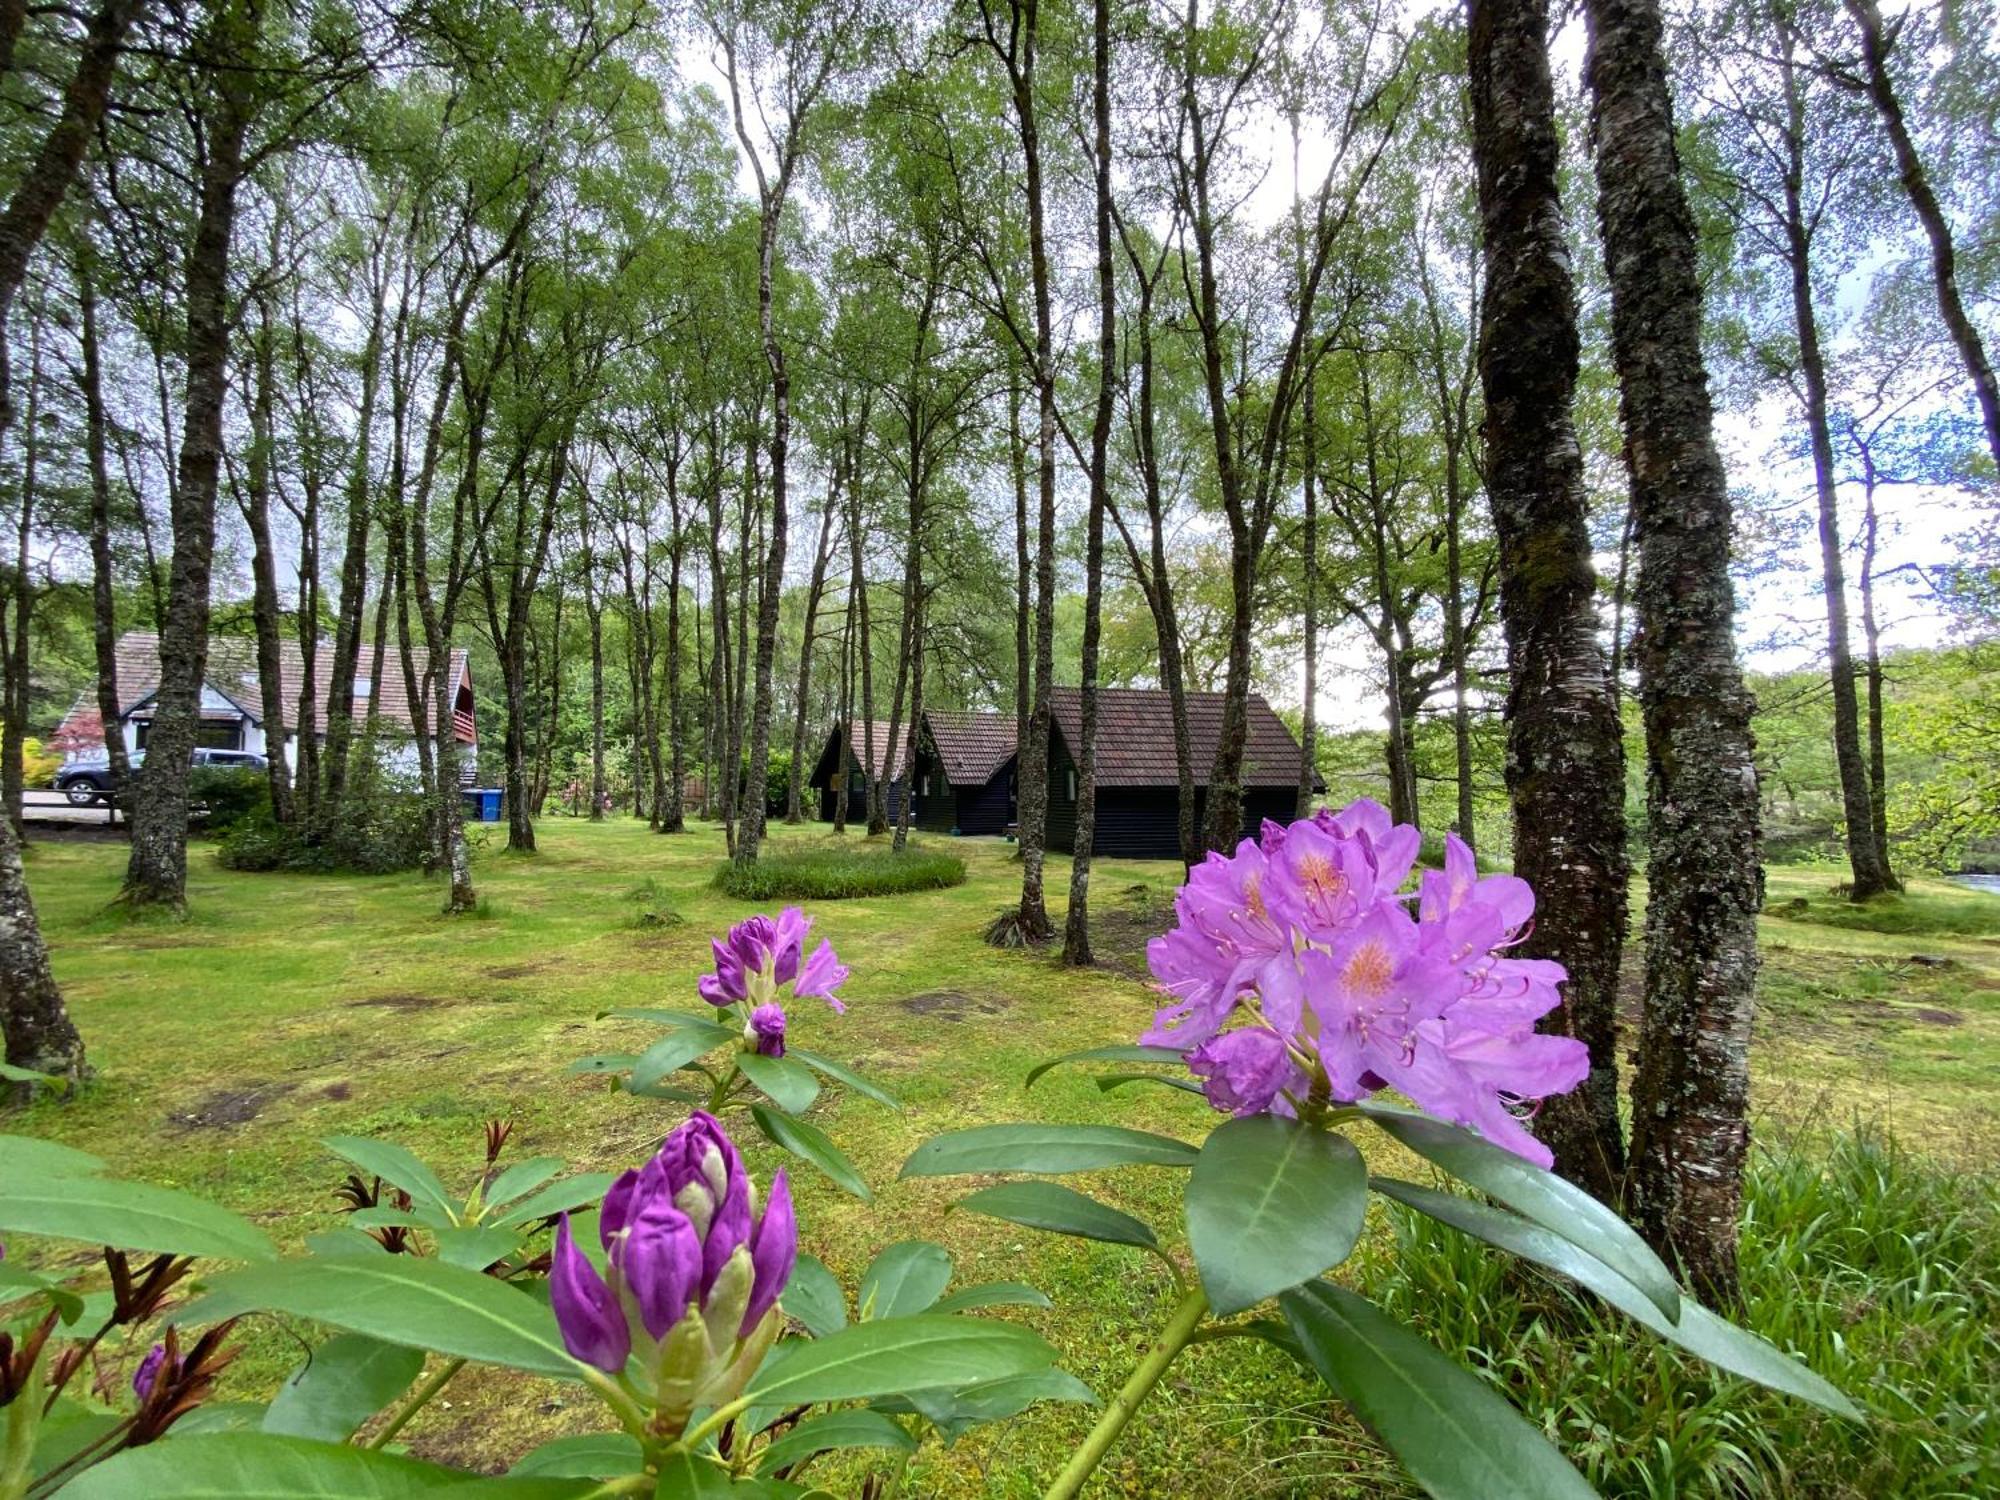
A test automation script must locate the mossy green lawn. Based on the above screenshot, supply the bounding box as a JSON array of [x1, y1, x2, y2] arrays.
[[8, 821, 1997, 1495]]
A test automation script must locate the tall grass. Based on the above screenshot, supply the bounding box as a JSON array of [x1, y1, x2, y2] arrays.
[[712, 842, 967, 901], [1352, 1132, 1999, 1499]]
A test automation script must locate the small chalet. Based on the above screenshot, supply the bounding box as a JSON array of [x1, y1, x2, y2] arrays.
[[56, 631, 478, 781], [808, 718, 911, 823], [911, 709, 1016, 835], [1045, 686, 1319, 859]]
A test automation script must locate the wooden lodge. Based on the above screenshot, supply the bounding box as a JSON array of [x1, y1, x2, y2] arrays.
[[911, 709, 1017, 835], [807, 719, 910, 823], [1044, 686, 1318, 859], [809, 691, 1314, 857]]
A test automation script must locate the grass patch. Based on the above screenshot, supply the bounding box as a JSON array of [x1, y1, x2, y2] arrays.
[[1765, 876, 1999, 938], [711, 839, 967, 901], [1357, 1130, 2000, 1499]]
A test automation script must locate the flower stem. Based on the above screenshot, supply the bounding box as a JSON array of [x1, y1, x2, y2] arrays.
[[677, 1394, 752, 1455], [1042, 1286, 1208, 1500], [366, 1356, 465, 1449]]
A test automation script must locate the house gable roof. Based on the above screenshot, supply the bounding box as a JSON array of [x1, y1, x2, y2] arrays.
[[1047, 686, 1313, 790], [79, 632, 471, 742], [921, 709, 1015, 786], [810, 719, 910, 785]]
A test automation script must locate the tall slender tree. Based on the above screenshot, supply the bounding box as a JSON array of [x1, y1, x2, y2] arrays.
[[1836, 0, 2000, 477], [1061, 0, 1116, 965], [1586, 0, 1762, 1298], [711, 0, 863, 864], [1467, 0, 1630, 1198], [124, 0, 268, 911]]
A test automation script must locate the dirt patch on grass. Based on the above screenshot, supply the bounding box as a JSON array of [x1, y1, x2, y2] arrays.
[[900, 990, 1011, 1021], [1088, 892, 1175, 982], [1915, 1008, 1965, 1026], [349, 993, 451, 1011], [321, 1081, 352, 1100], [485, 963, 546, 980], [169, 1081, 295, 1130]]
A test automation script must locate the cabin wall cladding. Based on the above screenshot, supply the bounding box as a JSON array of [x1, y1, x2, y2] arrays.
[[1041, 686, 1317, 860], [808, 718, 911, 825], [912, 708, 1019, 836], [811, 695, 1308, 855]]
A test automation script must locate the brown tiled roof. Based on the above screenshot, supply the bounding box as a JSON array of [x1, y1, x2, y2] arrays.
[[812, 719, 910, 784], [922, 709, 1015, 785], [73, 631, 472, 741], [1047, 686, 1307, 789]]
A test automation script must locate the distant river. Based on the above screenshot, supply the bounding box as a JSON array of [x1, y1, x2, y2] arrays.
[[1952, 873, 2000, 895]]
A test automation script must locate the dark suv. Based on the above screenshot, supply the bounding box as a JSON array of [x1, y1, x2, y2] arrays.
[[54, 748, 269, 806]]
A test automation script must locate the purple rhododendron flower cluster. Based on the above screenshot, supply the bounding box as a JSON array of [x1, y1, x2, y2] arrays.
[[699, 909, 849, 1059], [1146, 798, 1587, 1167], [699, 907, 849, 1011], [551, 1113, 794, 1430]]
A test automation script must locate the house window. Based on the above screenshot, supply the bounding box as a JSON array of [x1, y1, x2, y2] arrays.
[[1067, 768, 1076, 800], [133, 719, 150, 750], [354, 680, 373, 700], [196, 721, 243, 751]]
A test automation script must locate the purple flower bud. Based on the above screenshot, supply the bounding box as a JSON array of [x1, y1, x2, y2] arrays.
[[551, 1214, 630, 1373], [698, 935, 749, 1006], [656, 1112, 752, 1295], [132, 1343, 171, 1402], [612, 1194, 703, 1340], [793, 939, 849, 1014], [770, 908, 810, 985], [742, 1169, 797, 1334], [1187, 1029, 1300, 1116], [701, 1162, 753, 1298], [657, 1113, 737, 1225], [747, 1003, 787, 1058]]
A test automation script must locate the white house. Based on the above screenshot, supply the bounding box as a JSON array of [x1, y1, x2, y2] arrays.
[[56, 632, 479, 784]]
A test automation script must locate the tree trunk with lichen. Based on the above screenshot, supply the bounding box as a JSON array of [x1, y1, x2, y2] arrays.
[[77, 258, 129, 797], [1468, 0, 1630, 1202], [1584, 0, 1761, 1303], [240, 291, 294, 824], [125, 0, 260, 911], [0, 0, 142, 440], [1, 815, 85, 1091], [1063, 0, 1115, 967]]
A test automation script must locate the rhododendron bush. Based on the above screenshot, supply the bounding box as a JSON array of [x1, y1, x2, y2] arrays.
[[0, 803, 1857, 1497]]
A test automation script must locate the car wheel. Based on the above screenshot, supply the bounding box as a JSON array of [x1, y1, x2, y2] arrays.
[[65, 781, 102, 806]]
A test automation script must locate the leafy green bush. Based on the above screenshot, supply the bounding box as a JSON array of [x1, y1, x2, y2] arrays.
[[713, 842, 966, 900], [1352, 1131, 2000, 1499], [218, 791, 436, 875], [188, 765, 270, 834]]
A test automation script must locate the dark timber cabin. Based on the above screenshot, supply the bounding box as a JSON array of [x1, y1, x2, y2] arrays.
[[911, 709, 1017, 835], [1044, 686, 1321, 859], [808, 719, 911, 824]]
